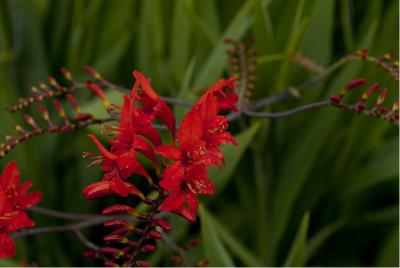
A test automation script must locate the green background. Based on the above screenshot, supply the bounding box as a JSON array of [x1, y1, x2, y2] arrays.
[[0, 0, 398, 266]]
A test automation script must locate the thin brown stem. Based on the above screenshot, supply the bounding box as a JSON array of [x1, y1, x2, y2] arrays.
[[243, 100, 331, 118], [13, 214, 136, 239], [162, 232, 193, 266], [28, 206, 97, 221], [250, 56, 352, 110]]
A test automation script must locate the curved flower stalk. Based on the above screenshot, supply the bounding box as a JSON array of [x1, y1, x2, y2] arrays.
[[330, 78, 399, 124], [0, 67, 118, 159], [82, 71, 238, 266], [0, 161, 42, 258]]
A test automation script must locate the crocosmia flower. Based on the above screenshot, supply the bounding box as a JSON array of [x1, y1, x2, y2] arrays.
[[0, 161, 43, 258], [156, 77, 238, 221]]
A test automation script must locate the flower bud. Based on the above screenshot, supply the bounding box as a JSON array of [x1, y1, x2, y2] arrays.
[[155, 219, 171, 231], [148, 230, 162, 240], [141, 244, 156, 253]]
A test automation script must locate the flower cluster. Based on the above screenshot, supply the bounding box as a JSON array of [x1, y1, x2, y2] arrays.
[[0, 161, 42, 258], [156, 77, 238, 221], [330, 78, 399, 124], [82, 70, 237, 266], [0, 67, 117, 159]]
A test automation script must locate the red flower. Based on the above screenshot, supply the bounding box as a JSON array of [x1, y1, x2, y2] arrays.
[[131, 71, 176, 139], [82, 180, 144, 200], [85, 134, 151, 197], [159, 164, 214, 222], [196, 77, 238, 112], [0, 161, 43, 258], [157, 77, 238, 221]]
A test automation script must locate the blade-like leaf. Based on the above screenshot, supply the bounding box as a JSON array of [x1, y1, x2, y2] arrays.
[[210, 122, 261, 192], [284, 212, 310, 267], [199, 205, 235, 267]]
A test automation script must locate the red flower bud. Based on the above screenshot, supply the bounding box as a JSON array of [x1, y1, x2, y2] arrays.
[[60, 67, 72, 81], [87, 80, 109, 107], [330, 95, 342, 105], [102, 205, 135, 215], [346, 78, 367, 90], [148, 230, 162, 240], [104, 261, 118, 267], [84, 66, 102, 80], [136, 260, 150, 267], [155, 219, 171, 231], [356, 102, 365, 112], [197, 259, 210, 267], [75, 113, 93, 121], [103, 234, 128, 243], [102, 247, 123, 257], [361, 82, 380, 101], [141, 244, 156, 252]]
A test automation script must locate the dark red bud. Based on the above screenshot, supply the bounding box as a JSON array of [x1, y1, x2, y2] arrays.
[[148, 230, 162, 240], [104, 220, 126, 228], [356, 102, 365, 112], [83, 250, 98, 258], [155, 219, 171, 231], [171, 255, 182, 264], [141, 244, 156, 252], [103, 234, 128, 243], [330, 95, 341, 104], [197, 259, 210, 267], [345, 78, 367, 90], [102, 247, 123, 257], [136, 260, 150, 267], [75, 113, 93, 121], [111, 228, 130, 236], [102, 205, 134, 215], [104, 261, 118, 267], [187, 239, 201, 248]]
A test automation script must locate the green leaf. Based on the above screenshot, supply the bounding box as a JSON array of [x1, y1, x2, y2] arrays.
[[0, 258, 20, 267], [375, 227, 399, 267], [305, 219, 344, 262], [199, 205, 235, 267], [210, 122, 261, 192], [174, 57, 197, 122], [270, 15, 379, 261], [208, 210, 264, 266], [340, 0, 354, 51], [284, 212, 310, 267], [193, 1, 253, 89]]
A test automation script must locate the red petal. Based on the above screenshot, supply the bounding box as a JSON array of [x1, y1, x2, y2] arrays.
[[110, 177, 129, 197], [159, 162, 185, 191], [17, 191, 43, 208], [134, 136, 158, 167], [1, 211, 35, 232], [133, 71, 160, 101], [83, 181, 112, 199], [0, 234, 15, 258], [173, 206, 196, 222], [184, 190, 199, 212], [178, 111, 203, 145], [155, 145, 180, 161], [17, 181, 32, 195], [160, 190, 185, 211], [0, 161, 20, 189], [102, 205, 134, 215], [117, 152, 152, 184], [207, 131, 237, 147], [155, 102, 176, 138], [136, 125, 162, 146], [189, 177, 215, 195], [88, 134, 118, 160], [0, 190, 11, 212]]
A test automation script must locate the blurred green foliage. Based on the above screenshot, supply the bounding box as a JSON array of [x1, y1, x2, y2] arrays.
[[0, 0, 398, 266]]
